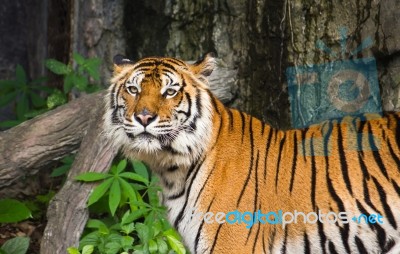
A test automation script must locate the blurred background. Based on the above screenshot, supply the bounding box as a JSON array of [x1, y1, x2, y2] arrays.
[[0, 0, 399, 128]]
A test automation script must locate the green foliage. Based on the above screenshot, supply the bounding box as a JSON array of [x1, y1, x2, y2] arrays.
[[0, 237, 30, 254], [51, 155, 75, 177], [45, 52, 101, 109], [0, 199, 31, 223], [23, 191, 56, 220], [0, 65, 49, 128], [0, 53, 102, 129], [75, 159, 186, 254]]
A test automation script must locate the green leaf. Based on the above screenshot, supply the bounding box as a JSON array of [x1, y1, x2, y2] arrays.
[[88, 178, 113, 206], [148, 239, 158, 254], [47, 89, 67, 109], [29, 92, 46, 108], [121, 223, 135, 235], [67, 247, 81, 254], [164, 230, 186, 254], [117, 159, 127, 174], [0, 90, 17, 107], [0, 237, 30, 254], [0, 120, 22, 129], [109, 179, 121, 216], [0, 79, 17, 90], [132, 160, 149, 181], [119, 178, 138, 210], [15, 65, 27, 87], [75, 172, 110, 182], [84, 58, 101, 81], [156, 238, 168, 254], [79, 232, 100, 249], [63, 74, 75, 93], [86, 219, 108, 230], [74, 74, 88, 91], [73, 52, 86, 65], [0, 199, 31, 223], [45, 59, 71, 75], [124, 208, 149, 224], [82, 245, 94, 254], [50, 164, 71, 177], [104, 242, 121, 254], [135, 223, 150, 244], [119, 172, 149, 185], [24, 108, 49, 119], [16, 96, 29, 120], [121, 235, 134, 248]]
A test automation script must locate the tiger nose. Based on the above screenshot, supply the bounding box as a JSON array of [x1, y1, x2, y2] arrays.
[[134, 110, 157, 127]]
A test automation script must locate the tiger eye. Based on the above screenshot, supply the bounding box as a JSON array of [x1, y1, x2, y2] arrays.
[[127, 86, 138, 95], [166, 88, 177, 97]]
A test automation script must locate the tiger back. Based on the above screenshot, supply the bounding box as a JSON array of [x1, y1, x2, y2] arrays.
[[104, 53, 400, 254]]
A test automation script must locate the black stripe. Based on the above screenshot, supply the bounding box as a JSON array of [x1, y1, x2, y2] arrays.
[[361, 171, 379, 212], [274, 135, 286, 190], [289, 131, 298, 193], [260, 121, 266, 136], [372, 176, 397, 229], [227, 108, 234, 131], [239, 111, 246, 143], [392, 179, 400, 195], [322, 121, 333, 156], [328, 241, 338, 254], [268, 227, 276, 253], [195, 90, 203, 117], [282, 226, 288, 254], [110, 84, 118, 109], [339, 222, 351, 253], [173, 157, 206, 229], [167, 165, 179, 172], [310, 134, 317, 209], [337, 124, 353, 195], [325, 150, 351, 253], [387, 138, 400, 167], [180, 92, 192, 120], [304, 232, 311, 254], [165, 57, 186, 67], [135, 61, 157, 69], [166, 188, 185, 200], [355, 199, 378, 231], [391, 113, 400, 149], [367, 123, 389, 179], [237, 117, 255, 206], [355, 236, 368, 253], [160, 62, 178, 73], [246, 151, 260, 244], [209, 223, 223, 253], [194, 163, 216, 206], [251, 205, 262, 253], [317, 214, 327, 254], [194, 197, 215, 253], [207, 90, 220, 115], [262, 228, 266, 254], [263, 127, 274, 182]]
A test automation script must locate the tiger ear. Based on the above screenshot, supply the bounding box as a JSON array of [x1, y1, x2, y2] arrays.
[[191, 52, 216, 79], [113, 54, 133, 74]]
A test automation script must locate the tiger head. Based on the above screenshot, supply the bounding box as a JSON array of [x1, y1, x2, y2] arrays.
[[104, 54, 216, 167]]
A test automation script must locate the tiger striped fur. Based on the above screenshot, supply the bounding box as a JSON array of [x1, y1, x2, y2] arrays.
[[104, 53, 400, 254]]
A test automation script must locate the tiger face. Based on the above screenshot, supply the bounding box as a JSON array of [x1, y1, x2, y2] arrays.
[[104, 54, 216, 167]]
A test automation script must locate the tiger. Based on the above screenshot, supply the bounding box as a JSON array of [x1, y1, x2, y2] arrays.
[[104, 53, 400, 254]]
